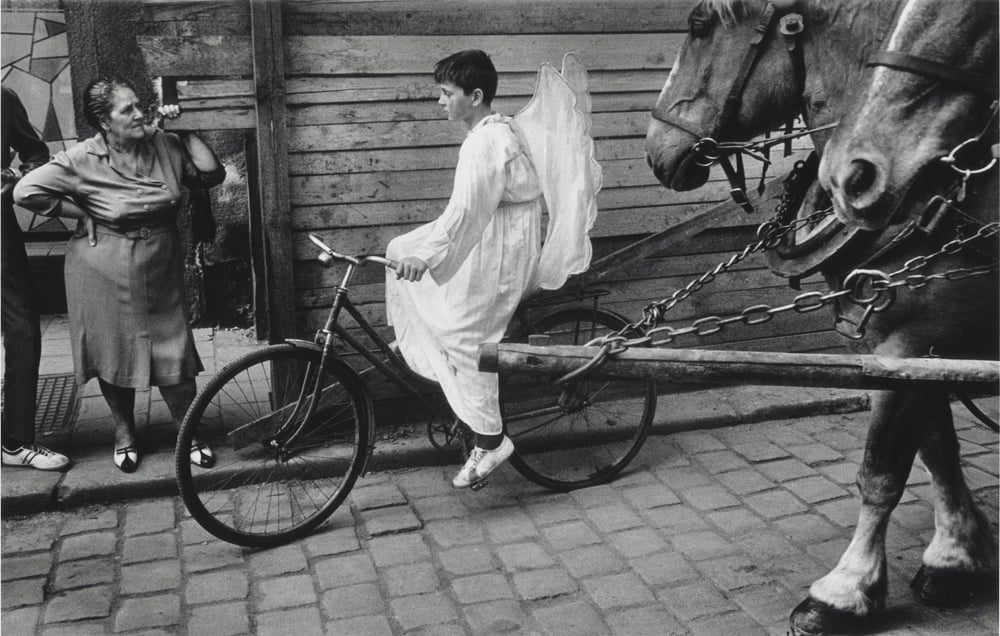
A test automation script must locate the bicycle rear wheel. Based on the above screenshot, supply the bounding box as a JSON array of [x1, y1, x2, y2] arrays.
[[176, 344, 372, 548], [501, 308, 656, 491]]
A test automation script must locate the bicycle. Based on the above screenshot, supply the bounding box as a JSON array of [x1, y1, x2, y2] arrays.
[[175, 233, 656, 547]]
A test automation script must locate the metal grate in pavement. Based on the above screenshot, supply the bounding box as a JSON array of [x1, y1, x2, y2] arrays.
[[35, 373, 79, 437]]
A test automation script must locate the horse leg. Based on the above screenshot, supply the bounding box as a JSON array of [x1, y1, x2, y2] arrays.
[[911, 393, 998, 606], [790, 388, 923, 635]]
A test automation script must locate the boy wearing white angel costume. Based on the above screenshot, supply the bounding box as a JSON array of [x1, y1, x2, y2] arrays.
[[386, 49, 600, 488]]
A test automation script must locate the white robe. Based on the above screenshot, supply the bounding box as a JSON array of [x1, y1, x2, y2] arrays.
[[386, 114, 542, 434], [386, 55, 601, 436]]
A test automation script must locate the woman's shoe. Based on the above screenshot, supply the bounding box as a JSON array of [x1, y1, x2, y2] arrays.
[[113, 446, 139, 473], [190, 441, 215, 468]]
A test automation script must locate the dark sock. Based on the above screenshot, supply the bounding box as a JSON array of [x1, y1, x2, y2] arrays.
[[477, 433, 503, 451], [2, 442, 24, 452]]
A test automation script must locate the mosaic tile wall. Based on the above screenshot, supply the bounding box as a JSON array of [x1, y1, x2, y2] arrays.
[[2, 7, 77, 235]]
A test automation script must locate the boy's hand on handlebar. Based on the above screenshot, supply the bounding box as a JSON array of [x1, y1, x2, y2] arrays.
[[395, 257, 428, 282]]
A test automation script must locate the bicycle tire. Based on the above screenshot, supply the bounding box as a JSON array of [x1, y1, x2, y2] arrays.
[[176, 344, 372, 548], [501, 308, 656, 491]]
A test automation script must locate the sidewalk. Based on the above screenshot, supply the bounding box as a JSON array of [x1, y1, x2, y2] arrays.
[[4, 315, 263, 515], [2, 317, 874, 516]]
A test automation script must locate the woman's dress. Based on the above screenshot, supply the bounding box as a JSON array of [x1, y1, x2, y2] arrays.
[[14, 131, 225, 388]]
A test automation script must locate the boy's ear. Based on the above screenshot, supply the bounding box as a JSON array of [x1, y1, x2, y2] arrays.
[[471, 88, 484, 105]]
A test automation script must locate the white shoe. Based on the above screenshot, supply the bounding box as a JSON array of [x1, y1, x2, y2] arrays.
[[452, 436, 514, 488], [2, 443, 70, 471]]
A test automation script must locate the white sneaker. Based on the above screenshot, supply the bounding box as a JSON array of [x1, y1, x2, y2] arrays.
[[2, 443, 70, 471], [452, 436, 514, 488]]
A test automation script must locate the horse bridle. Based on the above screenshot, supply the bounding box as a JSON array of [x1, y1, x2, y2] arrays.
[[651, 1, 833, 213], [866, 51, 999, 100], [832, 42, 999, 340], [865, 40, 999, 233]]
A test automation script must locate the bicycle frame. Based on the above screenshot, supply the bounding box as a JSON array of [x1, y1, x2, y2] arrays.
[[283, 233, 626, 445], [270, 238, 440, 450]]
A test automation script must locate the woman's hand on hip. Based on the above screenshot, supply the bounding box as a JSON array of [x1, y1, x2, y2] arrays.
[[73, 214, 97, 246], [395, 256, 428, 282]]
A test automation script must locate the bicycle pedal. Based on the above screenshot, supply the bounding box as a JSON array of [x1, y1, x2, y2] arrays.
[[470, 479, 489, 491]]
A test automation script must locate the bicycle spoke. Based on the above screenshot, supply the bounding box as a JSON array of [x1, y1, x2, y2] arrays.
[[178, 346, 371, 547]]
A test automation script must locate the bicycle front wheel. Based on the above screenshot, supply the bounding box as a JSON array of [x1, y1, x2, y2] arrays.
[[501, 308, 656, 491], [176, 344, 372, 548]]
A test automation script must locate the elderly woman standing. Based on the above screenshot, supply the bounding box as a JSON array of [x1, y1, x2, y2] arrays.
[[14, 77, 225, 473]]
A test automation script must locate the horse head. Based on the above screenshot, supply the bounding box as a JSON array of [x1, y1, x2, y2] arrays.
[[645, 0, 808, 191], [819, 0, 999, 230]]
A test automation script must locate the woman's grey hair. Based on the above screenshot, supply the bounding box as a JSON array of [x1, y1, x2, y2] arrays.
[[82, 77, 136, 130]]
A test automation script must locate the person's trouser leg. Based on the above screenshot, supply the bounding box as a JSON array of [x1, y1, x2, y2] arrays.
[[2, 206, 41, 445]]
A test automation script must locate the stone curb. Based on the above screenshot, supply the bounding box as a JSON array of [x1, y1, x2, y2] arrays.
[[0, 387, 870, 517]]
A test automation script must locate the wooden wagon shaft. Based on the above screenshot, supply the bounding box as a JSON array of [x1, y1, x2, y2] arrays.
[[479, 343, 1000, 391]]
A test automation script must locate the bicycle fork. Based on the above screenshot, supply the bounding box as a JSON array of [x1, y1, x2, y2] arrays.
[[267, 266, 358, 455]]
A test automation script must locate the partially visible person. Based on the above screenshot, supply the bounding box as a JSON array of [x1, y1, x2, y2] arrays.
[[14, 77, 225, 473], [1, 85, 69, 471]]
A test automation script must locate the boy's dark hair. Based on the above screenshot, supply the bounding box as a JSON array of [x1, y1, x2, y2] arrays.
[[433, 50, 498, 105]]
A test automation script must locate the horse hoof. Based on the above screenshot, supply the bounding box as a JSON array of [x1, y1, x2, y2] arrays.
[[911, 565, 994, 607], [789, 597, 869, 635]]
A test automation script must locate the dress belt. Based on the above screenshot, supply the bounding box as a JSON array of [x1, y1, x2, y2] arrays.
[[93, 223, 171, 240]]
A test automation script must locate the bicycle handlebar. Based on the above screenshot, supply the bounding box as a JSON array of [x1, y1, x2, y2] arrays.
[[308, 232, 397, 270]]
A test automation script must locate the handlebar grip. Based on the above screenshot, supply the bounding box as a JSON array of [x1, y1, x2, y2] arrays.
[[317, 251, 335, 268], [372, 256, 399, 270], [309, 232, 396, 270]]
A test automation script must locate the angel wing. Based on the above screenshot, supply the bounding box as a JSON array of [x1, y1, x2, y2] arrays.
[[511, 53, 602, 291]]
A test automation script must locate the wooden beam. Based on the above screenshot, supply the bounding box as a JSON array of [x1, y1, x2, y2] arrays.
[[250, 0, 297, 342], [283, 0, 690, 36], [136, 33, 680, 77], [136, 35, 252, 76], [478, 344, 1000, 392]]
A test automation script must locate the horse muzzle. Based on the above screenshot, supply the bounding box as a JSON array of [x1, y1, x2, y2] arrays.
[[646, 147, 712, 192], [822, 150, 897, 230]]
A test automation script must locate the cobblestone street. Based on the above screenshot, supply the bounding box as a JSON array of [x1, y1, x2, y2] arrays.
[[3, 403, 997, 635]]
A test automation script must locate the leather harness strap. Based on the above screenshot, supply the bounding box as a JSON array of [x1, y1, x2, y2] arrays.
[[712, 2, 778, 140], [867, 51, 999, 98], [651, 2, 781, 141]]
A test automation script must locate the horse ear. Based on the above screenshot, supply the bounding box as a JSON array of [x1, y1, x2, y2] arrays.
[[771, 0, 799, 10]]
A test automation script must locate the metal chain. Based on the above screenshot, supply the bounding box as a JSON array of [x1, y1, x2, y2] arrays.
[[555, 220, 998, 384], [553, 121, 999, 385], [601, 161, 826, 343], [643, 286, 852, 346], [628, 222, 999, 349], [886, 222, 999, 279], [645, 259, 997, 347]]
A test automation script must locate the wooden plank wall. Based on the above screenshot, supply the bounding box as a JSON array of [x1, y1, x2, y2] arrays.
[[138, 0, 845, 375], [278, 0, 842, 357]]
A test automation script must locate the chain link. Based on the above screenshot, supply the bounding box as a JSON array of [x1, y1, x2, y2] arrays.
[[608, 208, 833, 342], [890, 222, 998, 279], [632, 225, 998, 350], [552, 163, 998, 384]]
